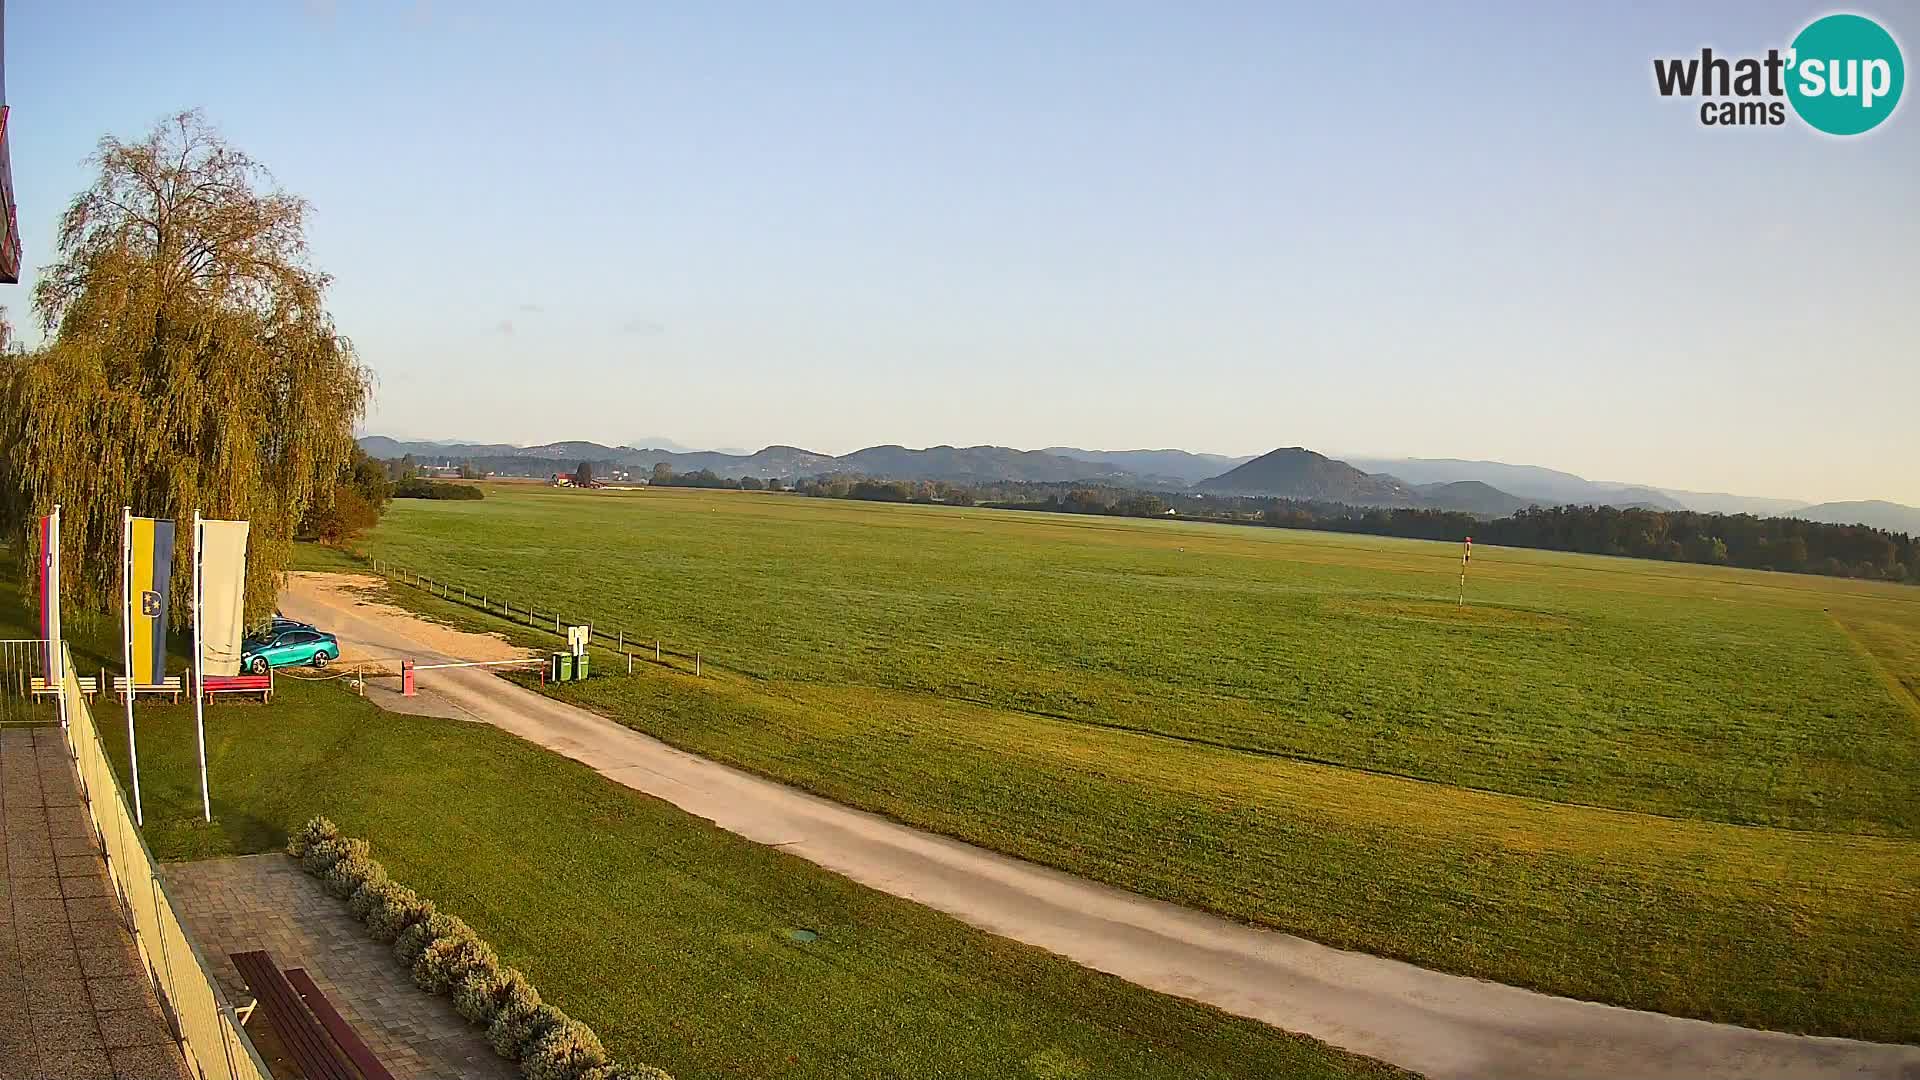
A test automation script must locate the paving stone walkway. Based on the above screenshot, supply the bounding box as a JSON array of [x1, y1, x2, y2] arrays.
[[165, 853, 517, 1080], [0, 725, 192, 1080]]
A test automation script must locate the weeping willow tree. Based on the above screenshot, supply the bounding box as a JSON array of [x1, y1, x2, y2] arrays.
[[0, 110, 371, 626]]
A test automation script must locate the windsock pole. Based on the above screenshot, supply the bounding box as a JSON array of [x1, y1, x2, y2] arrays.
[[1458, 535, 1472, 607]]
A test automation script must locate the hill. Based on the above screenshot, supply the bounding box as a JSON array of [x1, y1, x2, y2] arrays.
[[1195, 448, 1417, 504], [1794, 500, 1920, 535], [361, 438, 1136, 485], [837, 445, 1142, 484], [1344, 457, 1685, 510], [1411, 480, 1535, 517], [1044, 447, 1252, 485], [1647, 488, 1807, 517]]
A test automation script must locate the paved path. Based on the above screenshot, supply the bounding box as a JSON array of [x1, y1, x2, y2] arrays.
[[286, 574, 1920, 1080], [0, 725, 193, 1080], [165, 854, 515, 1080]]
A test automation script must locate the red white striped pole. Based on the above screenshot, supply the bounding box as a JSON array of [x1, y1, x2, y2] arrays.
[[1458, 536, 1473, 606]]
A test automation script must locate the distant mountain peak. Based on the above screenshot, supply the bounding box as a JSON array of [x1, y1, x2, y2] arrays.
[[1194, 448, 1415, 504]]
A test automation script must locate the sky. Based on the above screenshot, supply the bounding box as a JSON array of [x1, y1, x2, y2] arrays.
[[6, 1, 1917, 504]]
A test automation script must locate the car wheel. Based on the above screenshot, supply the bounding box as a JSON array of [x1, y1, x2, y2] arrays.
[[312, 651, 332, 669], [250, 657, 270, 675]]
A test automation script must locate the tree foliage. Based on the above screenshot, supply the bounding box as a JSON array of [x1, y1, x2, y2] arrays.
[[0, 111, 371, 623], [300, 445, 392, 545], [393, 478, 484, 500], [788, 476, 1919, 585]]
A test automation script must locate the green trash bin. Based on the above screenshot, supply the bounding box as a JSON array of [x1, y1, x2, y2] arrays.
[[550, 652, 572, 682], [576, 653, 590, 680]]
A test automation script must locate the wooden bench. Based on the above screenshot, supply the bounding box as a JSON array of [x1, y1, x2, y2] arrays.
[[229, 950, 366, 1080], [286, 967, 396, 1080], [30, 675, 97, 699], [203, 672, 273, 704], [111, 675, 183, 704]]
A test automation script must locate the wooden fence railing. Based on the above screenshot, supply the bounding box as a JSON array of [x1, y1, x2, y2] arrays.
[[365, 558, 707, 676]]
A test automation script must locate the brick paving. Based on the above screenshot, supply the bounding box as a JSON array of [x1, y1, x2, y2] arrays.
[[0, 725, 192, 1080], [164, 853, 517, 1080]]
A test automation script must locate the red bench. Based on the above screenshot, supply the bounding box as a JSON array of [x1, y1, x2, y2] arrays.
[[287, 967, 396, 1080], [230, 950, 360, 1080], [204, 672, 273, 703]]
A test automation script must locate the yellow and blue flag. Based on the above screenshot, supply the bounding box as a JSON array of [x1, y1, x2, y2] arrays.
[[126, 516, 176, 684]]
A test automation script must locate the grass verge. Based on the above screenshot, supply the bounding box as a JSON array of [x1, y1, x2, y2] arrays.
[[89, 677, 1409, 1080], [351, 528, 1920, 1044]]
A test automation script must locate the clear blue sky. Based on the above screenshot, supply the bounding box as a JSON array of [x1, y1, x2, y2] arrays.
[[7, 2, 1917, 502]]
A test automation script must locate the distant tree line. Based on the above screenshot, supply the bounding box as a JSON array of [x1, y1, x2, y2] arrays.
[[647, 464, 786, 492], [788, 476, 1918, 584], [392, 478, 484, 501]]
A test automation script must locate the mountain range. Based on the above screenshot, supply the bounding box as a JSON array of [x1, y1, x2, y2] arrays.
[[359, 436, 1919, 531]]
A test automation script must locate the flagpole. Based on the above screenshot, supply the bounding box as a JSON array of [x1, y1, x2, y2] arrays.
[[192, 510, 211, 822], [122, 505, 143, 826], [51, 504, 65, 733]]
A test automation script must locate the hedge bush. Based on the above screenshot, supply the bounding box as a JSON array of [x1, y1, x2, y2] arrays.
[[523, 1017, 607, 1080], [491, 1002, 567, 1063], [456, 965, 536, 1027], [287, 817, 671, 1080], [395, 911, 469, 968], [415, 930, 499, 995], [349, 878, 399, 922], [300, 835, 368, 877], [366, 885, 433, 943], [325, 851, 386, 900], [286, 816, 341, 859]]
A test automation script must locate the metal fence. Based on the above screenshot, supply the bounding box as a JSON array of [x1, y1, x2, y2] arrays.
[[0, 638, 56, 725], [369, 558, 709, 676], [58, 642, 273, 1080]]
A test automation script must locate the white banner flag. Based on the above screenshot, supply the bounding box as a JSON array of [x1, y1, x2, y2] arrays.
[[197, 519, 251, 677]]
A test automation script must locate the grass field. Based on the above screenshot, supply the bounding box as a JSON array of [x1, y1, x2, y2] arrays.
[[354, 485, 1920, 1042], [0, 568, 1401, 1080]]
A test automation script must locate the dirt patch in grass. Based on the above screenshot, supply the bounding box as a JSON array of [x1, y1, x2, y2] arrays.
[[288, 571, 532, 664]]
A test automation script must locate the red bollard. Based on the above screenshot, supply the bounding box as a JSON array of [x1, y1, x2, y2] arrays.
[[401, 659, 416, 697]]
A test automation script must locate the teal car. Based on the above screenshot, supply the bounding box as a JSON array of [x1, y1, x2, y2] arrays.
[[240, 625, 339, 674]]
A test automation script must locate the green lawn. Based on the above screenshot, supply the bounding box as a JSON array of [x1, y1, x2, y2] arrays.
[[84, 680, 1403, 1080], [352, 486, 1920, 1041]]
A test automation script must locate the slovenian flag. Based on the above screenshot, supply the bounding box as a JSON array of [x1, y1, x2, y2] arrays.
[[126, 517, 176, 684]]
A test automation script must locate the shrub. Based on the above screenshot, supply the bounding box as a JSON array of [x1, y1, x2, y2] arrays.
[[325, 852, 386, 900], [489, 1002, 566, 1062], [394, 912, 469, 968], [414, 930, 498, 995], [286, 816, 341, 859], [393, 478, 484, 500], [456, 965, 537, 1027], [297, 827, 643, 1079], [301, 836, 367, 877], [348, 877, 399, 921], [452, 964, 511, 1026], [523, 1017, 608, 1080], [366, 886, 433, 942]]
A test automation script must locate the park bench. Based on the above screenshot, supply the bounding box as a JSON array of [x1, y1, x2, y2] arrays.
[[286, 967, 396, 1080], [231, 950, 389, 1080], [29, 674, 98, 699], [203, 672, 273, 704], [110, 675, 183, 704]]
